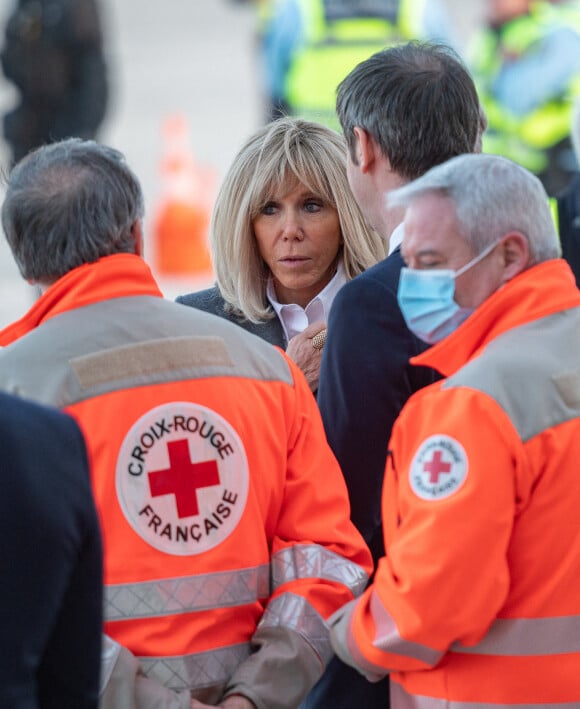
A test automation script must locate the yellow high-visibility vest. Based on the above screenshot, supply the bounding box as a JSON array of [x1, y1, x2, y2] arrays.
[[283, 0, 424, 129], [469, 1, 580, 175]]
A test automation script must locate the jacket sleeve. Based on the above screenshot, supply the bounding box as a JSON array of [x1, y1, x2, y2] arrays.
[[318, 261, 437, 562], [329, 385, 528, 678], [99, 636, 192, 709], [225, 356, 373, 709]]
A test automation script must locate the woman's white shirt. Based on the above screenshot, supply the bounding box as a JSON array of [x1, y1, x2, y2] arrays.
[[266, 261, 347, 344]]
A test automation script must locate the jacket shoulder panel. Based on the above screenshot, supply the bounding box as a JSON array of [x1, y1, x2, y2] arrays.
[[0, 296, 293, 407], [442, 307, 580, 441]]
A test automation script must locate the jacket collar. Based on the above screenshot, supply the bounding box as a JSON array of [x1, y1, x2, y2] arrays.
[[411, 259, 580, 378], [0, 254, 162, 346]]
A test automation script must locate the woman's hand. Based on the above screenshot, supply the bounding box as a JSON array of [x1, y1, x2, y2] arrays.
[[286, 321, 327, 393]]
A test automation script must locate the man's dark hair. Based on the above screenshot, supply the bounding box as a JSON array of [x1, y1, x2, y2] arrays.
[[336, 40, 482, 180]]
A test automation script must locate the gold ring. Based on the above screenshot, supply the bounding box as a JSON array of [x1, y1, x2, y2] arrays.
[[311, 329, 327, 351]]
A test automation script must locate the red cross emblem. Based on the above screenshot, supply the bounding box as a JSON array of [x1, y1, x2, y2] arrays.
[[422, 450, 451, 483], [148, 439, 220, 518]]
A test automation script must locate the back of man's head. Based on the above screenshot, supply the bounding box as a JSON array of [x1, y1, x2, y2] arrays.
[[1, 138, 144, 285], [336, 40, 482, 180]]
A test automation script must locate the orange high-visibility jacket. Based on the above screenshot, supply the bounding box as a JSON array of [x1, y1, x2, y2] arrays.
[[0, 254, 372, 707], [330, 259, 580, 708]]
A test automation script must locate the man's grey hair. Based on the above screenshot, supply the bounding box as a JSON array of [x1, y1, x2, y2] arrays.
[[388, 153, 561, 263], [1, 138, 144, 283]]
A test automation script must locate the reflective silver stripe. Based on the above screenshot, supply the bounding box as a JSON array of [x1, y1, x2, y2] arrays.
[[272, 544, 368, 597], [259, 592, 333, 664], [139, 642, 251, 691], [100, 634, 122, 696], [391, 681, 580, 708], [451, 615, 580, 656], [442, 308, 580, 442], [323, 0, 399, 22], [335, 599, 387, 681], [0, 294, 294, 407], [105, 565, 270, 620], [370, 590, 443, 666]]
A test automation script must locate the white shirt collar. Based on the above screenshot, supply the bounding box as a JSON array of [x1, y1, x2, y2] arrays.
[[267, 261, 347, 343], [388, 222, 404, 255]]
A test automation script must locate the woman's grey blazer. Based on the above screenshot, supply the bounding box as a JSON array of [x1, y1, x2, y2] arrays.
[[176, 286, 286, 349]]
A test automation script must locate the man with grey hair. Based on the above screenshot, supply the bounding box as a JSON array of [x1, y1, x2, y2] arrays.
[[329, 153, 580, 707], [0, 138, 372, 709]]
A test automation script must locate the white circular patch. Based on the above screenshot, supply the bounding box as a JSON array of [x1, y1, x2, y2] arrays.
[[409, 435, 468, 501], [116, 402, 249, 555]]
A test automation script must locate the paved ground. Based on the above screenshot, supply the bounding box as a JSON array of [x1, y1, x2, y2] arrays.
[[0, 0, 482, 329]]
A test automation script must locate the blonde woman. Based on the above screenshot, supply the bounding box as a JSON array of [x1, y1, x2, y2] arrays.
[[177, 116, 385, 391]]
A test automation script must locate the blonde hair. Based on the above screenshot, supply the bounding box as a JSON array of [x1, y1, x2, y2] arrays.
[[211, 117, 385, 322]]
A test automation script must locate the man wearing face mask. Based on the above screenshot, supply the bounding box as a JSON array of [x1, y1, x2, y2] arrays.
[[396, 238, 500, 344], [329, 152, 580, 707]]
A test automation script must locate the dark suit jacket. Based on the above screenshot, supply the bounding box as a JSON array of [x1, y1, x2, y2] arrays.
[[0, 393, 103, 708], [557, 171, 580, 287], [319, 248, 438, 560], [303, 248, 439, 709], [176, 286, 286, 348]]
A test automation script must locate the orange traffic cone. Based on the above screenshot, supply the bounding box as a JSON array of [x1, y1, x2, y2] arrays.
[[153, 113, 215, 277]]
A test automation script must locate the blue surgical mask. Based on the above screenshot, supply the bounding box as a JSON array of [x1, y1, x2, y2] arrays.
[[397, 241, 498, 344]]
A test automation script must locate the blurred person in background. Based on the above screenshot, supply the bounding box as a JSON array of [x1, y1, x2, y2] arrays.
[[258, 0, 459, 126], [0, 137, 372, 709], [552, 96, 580, 283], [467, 0, 580, 195], [176, 116, 386, 393], [0, 392, 103, 709], [0, 0, 109, 165]]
